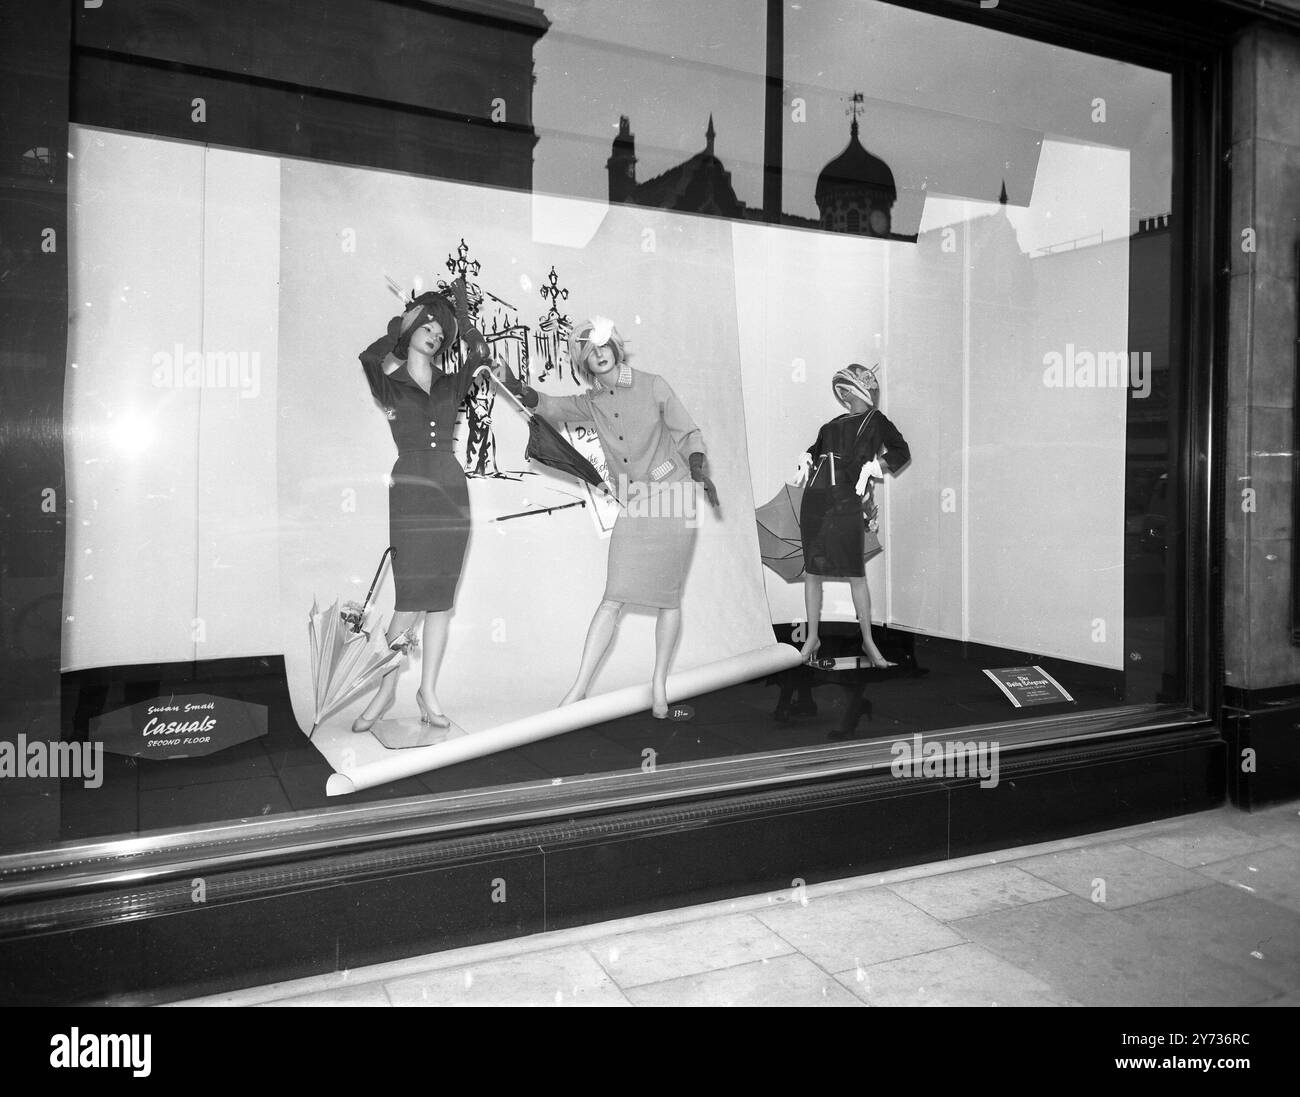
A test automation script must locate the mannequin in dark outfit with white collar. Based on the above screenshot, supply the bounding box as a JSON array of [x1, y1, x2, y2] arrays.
[[800, 363, 910, 668]]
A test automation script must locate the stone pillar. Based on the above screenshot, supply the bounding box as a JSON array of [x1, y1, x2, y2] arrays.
[[1223, 22, 1300, 804]]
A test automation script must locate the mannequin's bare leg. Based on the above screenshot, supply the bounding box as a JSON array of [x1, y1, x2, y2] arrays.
[[416, 610, 451, 721], [651, 607, 682, 718], [560, 599, 623, 705], [801, 574, 823, 663], [355, 609, 420, 727], [849, 575, 895, 667]]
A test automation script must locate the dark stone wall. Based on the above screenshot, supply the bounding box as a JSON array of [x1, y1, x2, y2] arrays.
[[1224, 25, 1300, 688]]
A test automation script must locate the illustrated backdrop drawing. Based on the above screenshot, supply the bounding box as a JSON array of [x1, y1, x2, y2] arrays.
[[276, 158, 796, 782]]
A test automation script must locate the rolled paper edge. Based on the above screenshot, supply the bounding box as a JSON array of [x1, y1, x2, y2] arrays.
[[323, 642, 803, 795]]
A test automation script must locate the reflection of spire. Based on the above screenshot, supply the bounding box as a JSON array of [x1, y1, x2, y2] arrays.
[[607, 115, 638, 202], [848, 91, 864, 140], [706, 114, 715, 156], [998, 179, 1009, 205]]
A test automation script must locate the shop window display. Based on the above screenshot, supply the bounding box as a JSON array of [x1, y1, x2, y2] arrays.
[[2, 0, 1190, 854]]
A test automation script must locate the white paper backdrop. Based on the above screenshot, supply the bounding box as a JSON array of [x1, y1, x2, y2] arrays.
[[276, 160, 790, 762], [732, 141, 1130, 669]]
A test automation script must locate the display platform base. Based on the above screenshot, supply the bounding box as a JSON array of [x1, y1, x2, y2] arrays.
[[370, 718, 468, 751]]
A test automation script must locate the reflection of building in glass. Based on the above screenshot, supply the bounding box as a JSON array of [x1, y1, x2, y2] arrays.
[[891, 195, 1172, 554], [889, 186, 1036, 378], [603, 100, 919, 240], [815, 98, 897, 238], [606, 115, 749, 218], [74, 0, 550, 191]]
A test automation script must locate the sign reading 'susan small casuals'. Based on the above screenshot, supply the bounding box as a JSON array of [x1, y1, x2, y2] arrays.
[[982, 666, 1074, 708], [90, 694, 268, 759]]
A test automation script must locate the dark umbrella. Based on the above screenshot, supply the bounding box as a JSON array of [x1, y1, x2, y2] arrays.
[[524, 408, 609, 490], [479, 368, 616, 503], [755, 481, 879, 582]]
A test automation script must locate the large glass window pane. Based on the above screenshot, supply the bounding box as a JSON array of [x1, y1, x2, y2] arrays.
[[1, 0, 1192, 857]]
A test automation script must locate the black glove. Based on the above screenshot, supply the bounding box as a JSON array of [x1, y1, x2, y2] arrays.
[[388, 315, 411, 361], [463, 327, 489, 370], [494, 360, 539, 407], [689, 452, 719, 509]]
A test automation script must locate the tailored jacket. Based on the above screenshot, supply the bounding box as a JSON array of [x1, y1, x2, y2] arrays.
[[806, 409, 909, 493], [359, 334, 479, 455], [531, 363, 706, 488]]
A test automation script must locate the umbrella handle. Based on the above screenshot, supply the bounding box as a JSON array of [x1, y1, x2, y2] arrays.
[[360, 547, 394, 618], [479, 364, 537, 419]]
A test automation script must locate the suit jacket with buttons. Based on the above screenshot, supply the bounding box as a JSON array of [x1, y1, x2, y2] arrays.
[[530, 363, 705, 486], [360, 333, 478, 457]]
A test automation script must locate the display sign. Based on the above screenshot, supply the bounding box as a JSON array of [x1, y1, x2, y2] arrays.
[[90, 694, 268, 759], [981, 666, 1074, 708]]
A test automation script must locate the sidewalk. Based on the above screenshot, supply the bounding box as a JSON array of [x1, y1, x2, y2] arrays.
[[175, 800, 1300, 1007]]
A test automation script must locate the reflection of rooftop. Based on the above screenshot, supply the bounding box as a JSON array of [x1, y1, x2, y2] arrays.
[[1032, 212, 1171, 258], [604, 109, 913, 238], [626, 116, 749, 218], [1032, 230, 1107, 257]]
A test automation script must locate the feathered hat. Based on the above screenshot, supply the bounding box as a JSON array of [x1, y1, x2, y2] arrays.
[[568, 315, 625, 369]]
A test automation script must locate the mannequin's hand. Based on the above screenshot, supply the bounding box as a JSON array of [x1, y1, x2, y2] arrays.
[[688, 452, 719, 508], [856, 458, 883, 496], [493, 358, 522, 392], [493, 359, 538, 407], [462, 327, 489, 369], [392, 318, 414, 362]]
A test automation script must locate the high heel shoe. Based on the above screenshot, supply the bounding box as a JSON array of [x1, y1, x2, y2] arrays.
[[416, 690, 450, 728], [862, 648, 897, 669], [651, 687, 669, 720], [352, 695, 394, 733]]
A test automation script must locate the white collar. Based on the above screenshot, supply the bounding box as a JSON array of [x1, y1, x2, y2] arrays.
[[599, 364, 634, 392]]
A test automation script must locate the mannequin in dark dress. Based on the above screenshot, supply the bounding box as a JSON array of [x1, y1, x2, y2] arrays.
[[800, 363, 910, 667], [352, 291, 483, 732]]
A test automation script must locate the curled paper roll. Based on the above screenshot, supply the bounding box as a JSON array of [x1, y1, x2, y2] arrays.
[[323, 642, 802, 795]]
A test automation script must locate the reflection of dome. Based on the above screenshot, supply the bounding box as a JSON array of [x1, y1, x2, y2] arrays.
[[815, 119, 897, 209], [815, 112, 898, 238]]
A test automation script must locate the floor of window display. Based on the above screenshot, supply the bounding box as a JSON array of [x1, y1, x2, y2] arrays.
[[5, 622, 1156, 850]]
